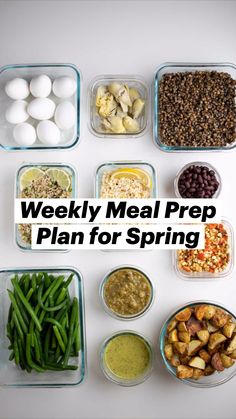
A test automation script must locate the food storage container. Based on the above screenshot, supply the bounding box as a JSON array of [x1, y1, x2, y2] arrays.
[[153, 62, 236, 152], [173, 219, 234, 280], [89, 75, 149, 138], [0, 266, 86, 387], [159, 301, 236, 387], [15, 162, 77, 251], [95, 161, 157, 198], [174, 161, 222, 198], [0, 63, 80, 150], [100, 330, 153, 386], [99, 265, 155, 320]]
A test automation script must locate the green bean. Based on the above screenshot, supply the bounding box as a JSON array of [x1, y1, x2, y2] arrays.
[[35, 330, 44, 367], [45, 363, 78, 371], [14, 291, 29, 326], [64, 273, 74, 288], [11, 277, 42, 332], [26, 288, 34, 301], [38, 285, 67, 312], [13, 332, 20, 365], [44, 327, 51, 363], [31, 274, 37, 292], [26, 334, 44, 373], [7, 290, 28, 334], [43, 272, 51, 288], [12, 312, 24, 342], [55, 287, 67, 305], [41, 275, 65, 303], [62, 298, 77, 367], [23, 274, 30, 294], [33, 332, 41, 363], [46, 318, 67, 345], [53, 326, 65, 353]]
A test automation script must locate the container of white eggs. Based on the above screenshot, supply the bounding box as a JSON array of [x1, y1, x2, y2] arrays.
[[0, 63, 80, 150]]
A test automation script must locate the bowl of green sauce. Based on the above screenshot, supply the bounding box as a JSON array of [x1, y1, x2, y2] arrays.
[[100, 331, 153, 386]]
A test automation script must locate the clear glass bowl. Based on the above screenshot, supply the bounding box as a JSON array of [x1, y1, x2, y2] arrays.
[[100, 330, 153, 386], [174, 161, 222, 198], [0, 63, 80, 150], [173, 219, 234, 280], [99, 265, 155, 320], [0, 266, 86, 387], [159, 301, 236, 388], [89, 75, 149, 138], [95, 161, 157, 198], [153, 62, 236, 152], [15, 162, 77, 251]]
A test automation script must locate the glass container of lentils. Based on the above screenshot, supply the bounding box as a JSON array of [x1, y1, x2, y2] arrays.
[[174, 162, 221, 198]]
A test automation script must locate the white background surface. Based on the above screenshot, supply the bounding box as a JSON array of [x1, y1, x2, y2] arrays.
[[0, 1, 236, 418]]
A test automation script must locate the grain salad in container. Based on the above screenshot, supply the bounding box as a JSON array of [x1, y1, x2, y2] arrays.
[[154, 63, 236, 151], [160, 301, 236, 387], [15, 163, 77, 251], [89, 75, 148, 138], [173, 220, 234, 280]]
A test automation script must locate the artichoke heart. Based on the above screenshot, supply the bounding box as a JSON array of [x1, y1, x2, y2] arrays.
[[129, 87, 140, 103], [116, 106, 127, 118], [98, 93, 117, 117], [132, 98, 145, 119], [123, 116, 140, 133], [96, 85, 108, 107], [103, 116, 126, 133], [108, 82, 132, 112]]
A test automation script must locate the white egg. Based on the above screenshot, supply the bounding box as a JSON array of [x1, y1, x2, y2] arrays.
[[27, 98, 55, 120], [13, 123, 36, 146], [5, 78, 29, 100], [37, 120, 60, 145], [5, 100, 29, 124], [52, 76, 76, 98], [54, 101, 76, 130], [30, 74, 52, 98]]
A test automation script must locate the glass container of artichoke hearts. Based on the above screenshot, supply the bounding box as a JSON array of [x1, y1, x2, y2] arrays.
[[89, 75, 149, 138]]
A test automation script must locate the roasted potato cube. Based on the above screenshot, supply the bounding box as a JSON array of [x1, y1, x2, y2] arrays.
[[188, 340, 202, 356], [212, 309, 231, 328], [204, 365, 215, 376], [175, 308, 192, 322], [197, 330, 210, 344], [199, 349, 211, 364], [168, 329, 178, 343], [177, 322, 187, 332], [176, 365, 193, 379], [186, 317, 202, 336], [164, 344, 173, 361], [226, 335, 236, 354], [179, 355, 191, 365], [204, 305, 216, 320], [173, 342, 188, 355], [223, 322, 235, 339], [167, 318, 178, 333], [208, 333, 226, 350], [195, 305, 207, 321], [188, 356, 206, 370], [206, 321, 219, 333], [220, 353, 235, 368], [230, 349, 236, 359], [211, 352, 224, 371], [178, 331, 191, 343], [170, 354, 180, 367], [192, 368, 204, 380]]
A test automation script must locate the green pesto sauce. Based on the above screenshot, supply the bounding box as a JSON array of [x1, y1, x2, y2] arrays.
[[104, 334, 150, 380]]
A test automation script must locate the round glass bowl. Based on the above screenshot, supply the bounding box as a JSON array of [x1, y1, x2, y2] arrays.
[[159, 301, 236, 388], [100, 330, 153, 386], [99, 265, 154, 320], [174, 161, 221, 198]]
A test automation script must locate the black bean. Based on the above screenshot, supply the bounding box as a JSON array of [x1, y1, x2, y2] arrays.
[[177, 163, 220, 198]]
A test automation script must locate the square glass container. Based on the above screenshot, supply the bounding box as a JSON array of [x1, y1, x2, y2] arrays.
[[153, 62, 236, 152], [15, 162, 77, 251], [173, 219, 234, 280], [89, 75, 149, 138], [0, 267, 86, 387], [95, 161, 157, 198], [0, 63, 80, 150]]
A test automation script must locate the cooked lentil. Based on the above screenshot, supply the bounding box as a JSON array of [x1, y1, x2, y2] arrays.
[[103, 268, 152, 316], [159, 71, 236, 148]]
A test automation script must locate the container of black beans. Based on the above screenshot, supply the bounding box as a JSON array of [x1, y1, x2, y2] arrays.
[[174, 162, 221, 198]]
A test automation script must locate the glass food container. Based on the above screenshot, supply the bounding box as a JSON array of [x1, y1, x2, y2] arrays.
[[159, 301, 236, 388], [15, 162, 77, 251], [153, 62, 236, 152], [173, 219, 234, 280], [174, 161, 222, 198], [95, 161, 157, 198], [0, 267, 86, 387], [89, 75, 149, 138], [0, 63, 80, 150], [99, 265, 155, 320], [100, 330, 153, 386]]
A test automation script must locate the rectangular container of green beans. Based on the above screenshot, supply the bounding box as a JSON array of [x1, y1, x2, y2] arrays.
[[0, 266, 86, 387]]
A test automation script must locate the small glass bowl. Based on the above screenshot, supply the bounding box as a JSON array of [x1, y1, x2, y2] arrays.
[[153, 62, 236, 152], [0, 63, 80, 150], [173, 219, 234, 280], [174, 161, 222, 198], [89, 75, 149, 138], [95, 161, 157, 198], [15, 162, 77, 251], [0, 266, 86, 387], [100, 330, 153, 386], [159, 301, 236, 388], [99, 265, 155, 320]]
